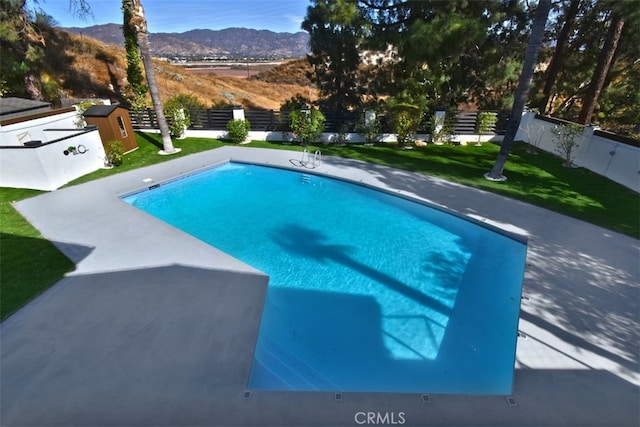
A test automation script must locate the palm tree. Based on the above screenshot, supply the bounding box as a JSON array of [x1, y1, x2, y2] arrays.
[[126, 0, 179, 155], [485, 0, 551, 181]]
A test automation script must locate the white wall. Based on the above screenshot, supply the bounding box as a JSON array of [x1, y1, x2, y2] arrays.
[[578, 133, 640, 192], [0, 110, 79, 146], [0, 129, 106, 191], [178, 130, 503, 145], [517, 112, 639, 192]]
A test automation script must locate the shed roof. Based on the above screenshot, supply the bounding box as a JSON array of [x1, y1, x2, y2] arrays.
[[83, 105, 122, 118]]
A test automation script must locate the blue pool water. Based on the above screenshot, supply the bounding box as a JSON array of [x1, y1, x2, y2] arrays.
[[123, 162, 527, 394]]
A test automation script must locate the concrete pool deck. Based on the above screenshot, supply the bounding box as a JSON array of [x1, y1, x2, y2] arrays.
[[2, 146, 638, 426]]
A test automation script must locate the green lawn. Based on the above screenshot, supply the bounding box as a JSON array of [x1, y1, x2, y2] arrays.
[[1, 133, 638, 320], [0, 188, 76, 320]]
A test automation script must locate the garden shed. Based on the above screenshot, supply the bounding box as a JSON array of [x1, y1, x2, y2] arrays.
[[83, 105, 138, 153]]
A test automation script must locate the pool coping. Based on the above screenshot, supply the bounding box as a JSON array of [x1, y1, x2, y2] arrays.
[[3, 146, 639, 426]]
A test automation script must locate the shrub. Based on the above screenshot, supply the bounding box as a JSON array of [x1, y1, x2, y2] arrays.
[[289, 108, 325, 145], [164, 94, 204, 138], [334, 122, 350, 145], [475, 112, 498, 146], [355, 111, 381, 145], [552, 123, 583, 167], [280, 95, 312, 112], [165, 106, 190, 138], [211, 100, 232, 109], [428, 112, 455, 144], [227, 119, 251, 144], [523, 123, 544, 153], [104, 140, 124, 167], [165, 93, 206, 111], [276, 111, 294, 142], [74, 100, 98, 128], [388, 103, 422, 147]]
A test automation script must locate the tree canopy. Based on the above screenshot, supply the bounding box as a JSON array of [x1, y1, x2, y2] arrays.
[[303, 0, 639, 135]]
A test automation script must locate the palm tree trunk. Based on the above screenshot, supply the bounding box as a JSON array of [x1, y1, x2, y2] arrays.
[[129, 0, 178, 155], [577, 13, 625, 125], [485, 0, 551, 181]]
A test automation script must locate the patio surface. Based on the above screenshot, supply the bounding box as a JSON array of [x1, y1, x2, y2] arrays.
[[2, 146, 638, 426]]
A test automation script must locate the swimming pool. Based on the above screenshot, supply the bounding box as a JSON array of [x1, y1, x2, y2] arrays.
[[123, 162, 527, 394]]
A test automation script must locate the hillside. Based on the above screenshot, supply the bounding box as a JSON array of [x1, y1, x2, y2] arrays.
[[45, 28, 317, 110], [249, 58, 313, 86], [62, 24, 310, 58]]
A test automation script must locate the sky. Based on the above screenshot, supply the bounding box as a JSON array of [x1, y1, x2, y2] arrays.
[[35, 0, 311, 33]]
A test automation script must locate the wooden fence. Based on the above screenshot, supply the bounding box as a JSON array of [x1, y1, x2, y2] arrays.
[[130, 108, 510, 135]]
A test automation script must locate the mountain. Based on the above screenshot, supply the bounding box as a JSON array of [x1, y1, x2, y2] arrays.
[[62, 24, 310, 58]]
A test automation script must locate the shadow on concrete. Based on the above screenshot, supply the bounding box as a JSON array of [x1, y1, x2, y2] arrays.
[[523, 240, 639, 373], [1, 264, 267, 426], [1, 263, 638, 426]]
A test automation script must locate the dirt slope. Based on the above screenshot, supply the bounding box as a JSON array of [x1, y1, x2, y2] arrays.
[[51, 29, 316, 110]]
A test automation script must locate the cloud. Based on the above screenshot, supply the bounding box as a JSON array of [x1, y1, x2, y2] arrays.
[[285, 14, 304, 30]]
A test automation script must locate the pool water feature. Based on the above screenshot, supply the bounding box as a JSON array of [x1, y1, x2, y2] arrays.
[[123, 162, 527, 394]]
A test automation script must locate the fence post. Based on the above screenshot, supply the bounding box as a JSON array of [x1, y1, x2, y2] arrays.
[[232, 105, 245, 121], [365, 110, 376, 127], [432, 111, 446, 144]]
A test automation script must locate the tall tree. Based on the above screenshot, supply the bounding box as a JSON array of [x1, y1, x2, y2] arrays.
[[361, 0, 505, 109], [486, 0, 552, 181], [470, 1, 530, 110], [538, 0, 581, 114], [577, 8, 625, 125], [592, 9, 640, 135], [126, 0, 178, 155], [122, 0, 148, 109], [303, 0, 364, 111]]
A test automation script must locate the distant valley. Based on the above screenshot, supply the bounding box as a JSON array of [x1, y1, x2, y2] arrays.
[[62, 24, 310, 59]]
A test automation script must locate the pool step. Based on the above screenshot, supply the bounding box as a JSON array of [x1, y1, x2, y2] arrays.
[[250, 335, 339, 391], [301, 174, 312, 183]]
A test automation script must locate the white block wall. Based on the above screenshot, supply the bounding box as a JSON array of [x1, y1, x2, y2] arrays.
[[0, 129, 106, 191], [517, 112, 639, 192], [0, 110, 80, 146]]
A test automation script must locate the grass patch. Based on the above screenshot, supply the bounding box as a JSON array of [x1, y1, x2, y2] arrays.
[[1, 133, 638, 321], [66, 133, 226, 186], [0, 188, 75, 320]]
